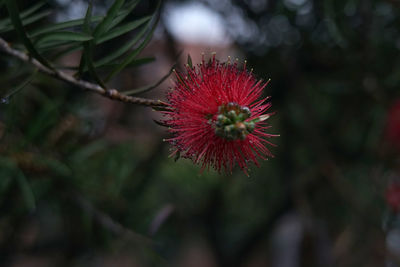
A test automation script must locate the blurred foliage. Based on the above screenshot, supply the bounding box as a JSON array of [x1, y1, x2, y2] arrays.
[[0, 0, 400, 266]]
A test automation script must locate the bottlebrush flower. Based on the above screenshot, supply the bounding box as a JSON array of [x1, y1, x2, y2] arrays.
[[385, 99, 400, 150], [162, 54, 277, 174]]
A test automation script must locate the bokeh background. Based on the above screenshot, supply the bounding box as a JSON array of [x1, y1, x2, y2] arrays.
[[1, 0, 400, 266]]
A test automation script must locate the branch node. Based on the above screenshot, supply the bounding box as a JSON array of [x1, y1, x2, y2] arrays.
[[105, 89, 119, 99]]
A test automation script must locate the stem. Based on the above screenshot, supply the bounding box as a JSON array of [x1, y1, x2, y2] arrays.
[[0, 37, 168, 108]]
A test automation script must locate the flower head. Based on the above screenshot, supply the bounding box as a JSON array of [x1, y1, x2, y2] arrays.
[[162, 54, 276, 174]]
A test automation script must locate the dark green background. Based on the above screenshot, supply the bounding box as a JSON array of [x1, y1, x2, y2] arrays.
[[0, 0, 399, 266]]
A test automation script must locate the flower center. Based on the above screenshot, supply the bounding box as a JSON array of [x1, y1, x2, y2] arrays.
[[214, 102, 256, 140]]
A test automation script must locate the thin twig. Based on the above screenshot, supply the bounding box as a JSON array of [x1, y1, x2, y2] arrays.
[[0, 37, 168, 108], [73, 193, 153, 245]]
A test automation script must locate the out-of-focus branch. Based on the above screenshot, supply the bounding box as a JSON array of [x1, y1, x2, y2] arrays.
[[74, 193, 153, 245], [0, 37, 168, 108]]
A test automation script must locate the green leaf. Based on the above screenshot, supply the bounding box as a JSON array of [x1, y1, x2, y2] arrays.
[[173, 68, 190, 90], [79, 1, 106, 88], [0, 157, 16, 169], [35, 31, 93, 46], [71, 0, 154, 69], [35, 156, 72, 177], [17, 0, 47, 18], [153, 119, 169, 127], [50, 43, 84, 58], [15, 170, 36, 212], [123, 65, 174, 95], [96, 16, 151, 44], [30, 2, 138, 38], [2, 69, 37, 101], [0, 159, 15, 202], [0, 175, 12, 195], [0, 10, 52, 33], [36, 40, 80, 50], [0, 0, 46, 28], [93, 0, 125, 40], [33, 5, 143, 51], [103, 57, 155, 69], [29, 15, 104, 37], [55, 57, 155, 71], [323, 0, 347, 48], [107, 0, 141, 29], [5, 0, 52, 68], [187, 54, 193, 68], [71, 140, 108, 163], [92, 19, 150, 69], [20, 9, 52, 25], [77, 1, 94, 77], [105, 13, 159, 82], [85, 42, 107, 88]]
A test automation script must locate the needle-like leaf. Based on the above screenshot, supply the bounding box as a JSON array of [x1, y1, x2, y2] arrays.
[[78, 1, 106, 88], [0, 0, 46, 28], [105, 16, 158, 82], [1, 69, 37, 102], [123, 65, 174, 95], [104, 1, 161, 81], [35, 31, 93, 46], [187, 54, 193, 68], [92, 20, 149, 69], [93, 0, 125, 40], [29, 1, 140, 38], [4, 0, 52, 68], [16, 170, 36, 212], [29, 15, 103, 37], [106, 0, 140, 29], [96, 16, 150, 44], [0, 10, 52, 33]]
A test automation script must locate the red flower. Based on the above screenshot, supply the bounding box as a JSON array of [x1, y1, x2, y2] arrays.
[[386, 99, 400, 150], [162, 55, 277, 174], [386, 182, 400, 213]]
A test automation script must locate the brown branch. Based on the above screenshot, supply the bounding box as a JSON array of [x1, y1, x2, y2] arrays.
[[0, 37, 169, 108], [73, 193, 153, 245]]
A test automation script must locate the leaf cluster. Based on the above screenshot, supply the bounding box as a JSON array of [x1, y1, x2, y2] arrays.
[[0, 0, 164, 95]]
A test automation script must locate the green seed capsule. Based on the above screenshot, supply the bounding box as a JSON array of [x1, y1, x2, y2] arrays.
[[214, 103, 257, 141]]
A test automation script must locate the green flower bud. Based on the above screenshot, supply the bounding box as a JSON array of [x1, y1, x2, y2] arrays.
[[214, 103, 258, 141]]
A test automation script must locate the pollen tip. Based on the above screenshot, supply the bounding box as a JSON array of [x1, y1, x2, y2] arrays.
[[259, 114, 270, 121]]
